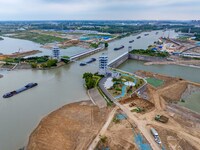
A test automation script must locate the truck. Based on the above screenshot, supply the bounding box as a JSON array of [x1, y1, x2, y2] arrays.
[[150, 128, 162, 144], [155, 115, 169, 123]]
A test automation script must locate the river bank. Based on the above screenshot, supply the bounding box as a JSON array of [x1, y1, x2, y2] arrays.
[[144, 60, 200, 68], [27, 101, 112, 150], [0, 50, 42, 60]]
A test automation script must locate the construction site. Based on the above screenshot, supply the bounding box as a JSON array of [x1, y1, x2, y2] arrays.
[[27, 70, 200, 150], [132, 70, 200, 150], [95, 70, 200, 150]]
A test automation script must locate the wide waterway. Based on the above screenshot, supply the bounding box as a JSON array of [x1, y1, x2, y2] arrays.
[[0, 30, 182, 150], [118, 59, 200, 83], [0, 36, 89, 57]]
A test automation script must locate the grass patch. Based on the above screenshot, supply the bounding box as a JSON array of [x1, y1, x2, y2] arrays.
[[146, 77, 164, 88], [130, 49, 169, 57], [9, 31, 67, 44]]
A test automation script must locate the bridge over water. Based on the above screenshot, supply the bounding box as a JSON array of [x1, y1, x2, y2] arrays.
[[69, 47, 104, 61]]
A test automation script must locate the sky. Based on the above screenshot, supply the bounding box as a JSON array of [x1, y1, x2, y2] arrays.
[[0, 0, 199, 20]]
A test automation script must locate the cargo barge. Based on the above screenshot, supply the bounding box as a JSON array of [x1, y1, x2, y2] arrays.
[[86, 58, 96, 64], [3, 83, 38, 98], [114, 45, 125, 51], [79, 58, 96, 66], [129, 40, 134, 43], [79, 62, 87, 66], [137, 36, 141, 39]]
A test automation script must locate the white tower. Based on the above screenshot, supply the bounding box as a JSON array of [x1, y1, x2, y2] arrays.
[[99, 53, 108, 75], [188, 28, 191, 34], [52, 44, 60, 60]]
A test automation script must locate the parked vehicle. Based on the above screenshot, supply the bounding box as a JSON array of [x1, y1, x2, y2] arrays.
[[155, 115, 169, 123], [150, 128, 162, 144]]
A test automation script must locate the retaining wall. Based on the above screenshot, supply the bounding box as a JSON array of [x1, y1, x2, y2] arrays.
[[108, 52, 167, 69], [108, 52, 129, 68]]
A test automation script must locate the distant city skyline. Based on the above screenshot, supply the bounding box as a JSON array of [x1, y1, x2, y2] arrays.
[[0, 0, 199, 20]]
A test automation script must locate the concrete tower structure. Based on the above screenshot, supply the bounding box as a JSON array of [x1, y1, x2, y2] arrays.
[[98, 53, 108, 75], [52, 44, 60, 60]]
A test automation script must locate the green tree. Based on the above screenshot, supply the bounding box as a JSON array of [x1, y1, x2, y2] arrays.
[[85, 78, 96, 89], [83, 72, 93, 79], [105, 42, 109, 48], [90, 43, 99, 48], [31, 63, 37, 68], [46, 59, 57, 68]]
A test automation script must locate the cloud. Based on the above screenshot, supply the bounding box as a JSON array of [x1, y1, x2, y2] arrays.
[[0, 0, 199, 20]]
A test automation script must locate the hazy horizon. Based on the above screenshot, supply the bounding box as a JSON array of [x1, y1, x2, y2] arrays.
[[0, 0, 199, 20]]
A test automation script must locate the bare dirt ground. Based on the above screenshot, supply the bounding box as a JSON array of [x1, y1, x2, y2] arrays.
[[27, 101, 112, 150], [152, 125, 198, 150], [119, 97, 155, 114], [96, 109, 138, 150], [117, 70, 200, 150]]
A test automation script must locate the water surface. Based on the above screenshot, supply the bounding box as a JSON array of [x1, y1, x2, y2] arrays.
[[118, 59, 200, 83], [179, 92, 200, 113]]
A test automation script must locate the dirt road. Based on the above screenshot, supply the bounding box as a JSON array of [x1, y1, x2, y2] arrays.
[[114, 101, 161, 150], [88, 107, 118, 150]]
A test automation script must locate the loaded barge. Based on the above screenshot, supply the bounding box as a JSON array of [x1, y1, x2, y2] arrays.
[[80, 58, 96, 66], [3, 83, 38, 98], [114, 45, 125, 51], [129, 40, 134, 43], [137, 36, 141, 39], [86, 58, 96, 64]]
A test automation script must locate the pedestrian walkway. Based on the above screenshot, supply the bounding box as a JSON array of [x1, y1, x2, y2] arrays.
[[88, 88, 107, 108]]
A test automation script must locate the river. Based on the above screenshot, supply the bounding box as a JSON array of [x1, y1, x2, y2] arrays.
[[0, 30, 181, 150]]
